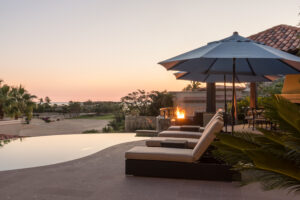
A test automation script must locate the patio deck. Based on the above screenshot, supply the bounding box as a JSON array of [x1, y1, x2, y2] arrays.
[[0, 140, 296, 200], [225, 124, 263, 134]]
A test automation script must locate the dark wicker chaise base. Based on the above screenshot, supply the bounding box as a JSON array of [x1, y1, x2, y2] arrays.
[[125, 159, 240, 182]]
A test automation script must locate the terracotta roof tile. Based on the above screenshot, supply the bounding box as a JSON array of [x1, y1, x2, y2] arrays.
[[248, 24, 300, 53]]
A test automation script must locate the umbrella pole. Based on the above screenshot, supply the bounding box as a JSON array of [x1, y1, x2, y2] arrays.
[[231, 58, 236, 133], [224, 75, 227, 133]]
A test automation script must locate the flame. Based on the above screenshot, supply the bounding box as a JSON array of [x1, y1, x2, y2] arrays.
[[176, 107, 185, 119]]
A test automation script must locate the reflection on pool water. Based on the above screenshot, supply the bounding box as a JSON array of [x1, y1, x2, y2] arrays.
[[0, 133, 148, 171]]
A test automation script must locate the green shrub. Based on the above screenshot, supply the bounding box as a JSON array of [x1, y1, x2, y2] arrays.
[[82, 129, 100, 133], [213, 96, 300, 193], [102, 112, 125, 133]]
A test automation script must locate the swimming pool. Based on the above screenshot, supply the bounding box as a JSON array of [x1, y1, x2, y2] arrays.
[[0, 133, 148, 171]]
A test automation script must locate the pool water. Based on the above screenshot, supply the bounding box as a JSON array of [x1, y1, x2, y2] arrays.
[[0, 133, 148, 171]]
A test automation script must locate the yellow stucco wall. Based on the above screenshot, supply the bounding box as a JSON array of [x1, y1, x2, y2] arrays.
[[282, 74, 300, 94]]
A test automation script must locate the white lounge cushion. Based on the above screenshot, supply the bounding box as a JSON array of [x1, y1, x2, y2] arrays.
[[125, 146, 194, 163], [146, 137, 199, 149], [168, 125, 202, 132], [167, 126, 181, 131], [192, 119, 224, 161], [158, 130, 202, 138]]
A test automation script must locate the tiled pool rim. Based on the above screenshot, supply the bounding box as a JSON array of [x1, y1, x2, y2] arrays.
[[0, 133, 148, 171]]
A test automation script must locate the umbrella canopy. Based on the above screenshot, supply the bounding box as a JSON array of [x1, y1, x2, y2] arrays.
[[174, 71, 278, 82], [160, 32, 300, 76], [159, 32, 300, 132]]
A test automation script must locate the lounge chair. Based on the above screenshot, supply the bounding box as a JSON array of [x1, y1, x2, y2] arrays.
[[146, 137, 198, 149], [168, 125, 202, 132], [125, 118, 239, 181], [146, 113, 223, 148], [158, 112, 223, 139]]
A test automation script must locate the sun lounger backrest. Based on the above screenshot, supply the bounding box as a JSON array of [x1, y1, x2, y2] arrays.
[[192, 118, 224, 161], [204, 109, 223, 129]]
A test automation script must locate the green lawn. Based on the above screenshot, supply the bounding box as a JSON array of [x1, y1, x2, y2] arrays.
[[73, 114, 114, 120]]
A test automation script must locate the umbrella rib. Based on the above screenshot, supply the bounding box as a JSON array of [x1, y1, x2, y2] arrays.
[[246, 58, 256, 75], [203, 74, 210, 82], [204, 58, 218, 73], [202, 58, 217, 82]]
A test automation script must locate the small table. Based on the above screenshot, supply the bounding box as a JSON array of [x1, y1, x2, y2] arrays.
[[161, 139, 188, 148]]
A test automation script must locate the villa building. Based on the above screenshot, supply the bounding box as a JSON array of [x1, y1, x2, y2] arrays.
[[249, 24, 300, 104], [171, 85, 246, 117]]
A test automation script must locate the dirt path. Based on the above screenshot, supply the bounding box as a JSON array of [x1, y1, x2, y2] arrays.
[[0, 119, 110, 136]]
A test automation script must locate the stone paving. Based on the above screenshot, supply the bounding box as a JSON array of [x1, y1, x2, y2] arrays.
[[0, 140, 297, 200]]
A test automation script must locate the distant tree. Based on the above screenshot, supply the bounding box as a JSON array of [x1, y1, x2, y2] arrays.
[[8, 85, 36, 120], [68, 101, 81, 113], [44, 96, 51, 104], [102, 112, 125, 133], [83, 100, 93, 106], [43, 96, 52, 111], [94, 102, 120, 114], [121, 90, 173, 116], [61, 105, 69, 113], [0, 82, 36, 122], [182, 81, 203, 91], [257, 77, 284, 97], [121, 90, 151, 115], [0, 84, 12, 119], [148, 91, 173, 116], [34, 98, 45, 113]]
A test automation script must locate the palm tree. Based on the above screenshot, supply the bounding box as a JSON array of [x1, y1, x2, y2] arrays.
[[8, 85, 36, 121], [45, 96, 51, 104], [213, 96, 300, 193], [182, 81, 203, 91], [0, 84, 12, 119]]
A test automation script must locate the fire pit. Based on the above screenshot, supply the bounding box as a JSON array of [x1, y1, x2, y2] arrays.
[[175, 107, 203, 126], [159, 107, 203, 126]]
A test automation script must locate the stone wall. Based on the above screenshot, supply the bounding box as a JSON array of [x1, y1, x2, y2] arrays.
[[125, 115, 156, 132], [155, 116, 171, 132]]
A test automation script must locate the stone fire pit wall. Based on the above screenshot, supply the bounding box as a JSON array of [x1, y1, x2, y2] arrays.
[[125, 115, 171, 132], [125, 116, 156, 132]]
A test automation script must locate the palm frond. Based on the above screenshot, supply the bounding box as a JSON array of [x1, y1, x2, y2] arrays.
[[216, 132, 259, 150], [274, 96, 300, 133], [212, 141, 252, 165], [241, 169, 300, 193], [244, 150, 300, 181], [264, 96, 300, 134]]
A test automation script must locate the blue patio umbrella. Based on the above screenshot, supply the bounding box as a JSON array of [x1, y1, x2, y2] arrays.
[[159, 32, 300, 132]]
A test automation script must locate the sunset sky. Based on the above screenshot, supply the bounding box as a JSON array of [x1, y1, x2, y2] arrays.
[[0, 0, 299, 102]]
